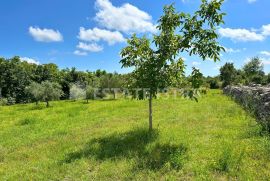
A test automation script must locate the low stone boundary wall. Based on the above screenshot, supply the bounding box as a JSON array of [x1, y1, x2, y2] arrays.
[[223, 85, 270, 131]]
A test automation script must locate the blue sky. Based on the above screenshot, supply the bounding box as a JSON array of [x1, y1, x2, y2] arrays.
[[1, 0, 270, 76]]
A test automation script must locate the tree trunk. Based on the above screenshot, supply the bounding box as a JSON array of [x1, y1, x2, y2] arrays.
[[35, 101, 38, 105], [46, 101, 49, 107], [87, 99, 89, 103], [149, 93, 153, 131]]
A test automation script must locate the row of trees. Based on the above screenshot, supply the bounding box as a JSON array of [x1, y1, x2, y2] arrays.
[[0, 55, 213, 107], [1, 56, 269, 106], [220, 57, 270, 87], [0, 56, 126, 105]]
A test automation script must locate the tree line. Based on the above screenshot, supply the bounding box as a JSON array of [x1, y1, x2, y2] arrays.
[[220, 57, 270, 88], [0, 56, 127, 105], [1, 56, 269, 106]]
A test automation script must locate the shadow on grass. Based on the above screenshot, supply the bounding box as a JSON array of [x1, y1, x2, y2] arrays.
[[63, 128, 187, 171], [17, 117, 37, 126], [100, 98, 117, 102]]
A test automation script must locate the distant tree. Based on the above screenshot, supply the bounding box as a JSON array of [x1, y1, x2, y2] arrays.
[[34, 63, 59, 83], [100, 73, 122, 99], [220, 63, 237, 87], [243, 57, 264, 84], [0, 56, 34, 103], [205, 76, 220, 89], [85, 85, 95, 103], [120, 1, 225, 131], [234, 69, 246, 85], [69, 84, 86, 101], [40, 81, 62, 107], [26, 82, 43, 105], [95, 69, 107, 78]]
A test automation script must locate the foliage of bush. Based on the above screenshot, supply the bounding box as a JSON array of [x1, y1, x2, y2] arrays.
[[7, 97, 16, 105], [69, 84, 86, 101], [0, 98, 8, 106]]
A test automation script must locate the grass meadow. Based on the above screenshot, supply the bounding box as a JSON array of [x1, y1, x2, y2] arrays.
[[1, 90, 270, 180]]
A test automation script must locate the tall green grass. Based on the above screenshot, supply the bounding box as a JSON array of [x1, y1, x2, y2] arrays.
[[0, 90, 270, 180]]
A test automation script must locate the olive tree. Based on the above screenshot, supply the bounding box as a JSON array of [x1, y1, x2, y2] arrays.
[[120, 1, 225, 131], [69, 83, 86, 101], [26, 82, 43, 105], [40, 81, 62, 107], [85, 85, 95, 103]]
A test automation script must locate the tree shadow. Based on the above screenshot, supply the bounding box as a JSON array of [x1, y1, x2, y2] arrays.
[[100, 99, 117, 102], [62, 128, 188, 171], [30, 104, 45, 110]]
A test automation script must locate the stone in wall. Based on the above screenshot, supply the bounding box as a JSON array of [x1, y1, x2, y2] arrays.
[[223, 85, 270, 131]]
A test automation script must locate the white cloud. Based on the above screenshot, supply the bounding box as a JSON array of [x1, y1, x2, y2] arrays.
[[262, 61, 270, 65], [192, 61, 201, 66], [77, 42, 103, 52], [218, 28, 264, 42], [262, 24, 270, 36], [262, 58, 270, 65], [260, 51, 270, 56], [20, 57, 40, 64], [219, 24, 270, 42], [224, 47, 242, 53], [95, 0, 156, 33], [248, 0, 257, 3], [73, 50, 88, 56], [213, 64, 221, 70], [78, 27, 125, 45], [29, 26, 63, 42]]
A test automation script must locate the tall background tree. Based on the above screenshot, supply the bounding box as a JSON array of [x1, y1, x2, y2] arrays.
[[120, 0, 225, 131], [243, 57, 265, 85], [220, 63, 237, 87]]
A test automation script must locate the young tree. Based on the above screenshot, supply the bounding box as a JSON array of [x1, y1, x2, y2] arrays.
[[69, 83, 86, 101], [40, 81, 62, 107], [220, 63, 237, 87], [85, 85, 95, 103], [120, 1, 225, 131], [26, 82, 43, 105]]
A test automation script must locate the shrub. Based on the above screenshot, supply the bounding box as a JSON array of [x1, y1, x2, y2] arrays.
[[0, 98, 8, 106], [7, 97, 16, 105], [69, 84, 86, 101], [208, 79, 220, 89]]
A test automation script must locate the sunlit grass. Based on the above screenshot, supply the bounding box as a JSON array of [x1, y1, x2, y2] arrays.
[[0, 90, 270, 180]]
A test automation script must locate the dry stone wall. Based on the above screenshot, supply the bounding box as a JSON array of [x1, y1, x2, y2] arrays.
[[223, 85, 270, 131]]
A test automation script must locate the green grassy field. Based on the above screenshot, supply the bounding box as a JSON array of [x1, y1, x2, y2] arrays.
[[1, 90, 270, 180]]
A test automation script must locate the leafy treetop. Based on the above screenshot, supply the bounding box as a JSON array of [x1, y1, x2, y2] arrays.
[[120, 0, 225, 98]]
